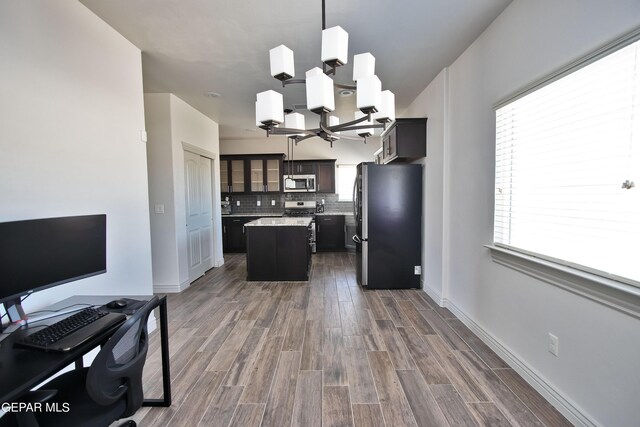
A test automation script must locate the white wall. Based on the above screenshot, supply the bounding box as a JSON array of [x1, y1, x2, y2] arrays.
[[409, 1, 640, 426], [404, 69, 448, 302], [0, 1, 153, 313], [145, 94, 222, 292], [220, 136, 379, 166]]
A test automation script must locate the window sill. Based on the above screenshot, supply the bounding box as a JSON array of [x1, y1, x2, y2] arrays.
[[485, 244, 640, 320]]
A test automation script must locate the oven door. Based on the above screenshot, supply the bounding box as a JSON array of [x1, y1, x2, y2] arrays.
[[284, 175, 316, 192]]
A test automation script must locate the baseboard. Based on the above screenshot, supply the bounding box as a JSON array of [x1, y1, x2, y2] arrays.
[[420, 277, 445, 306], [153, 279, 190, 294], [443, 299, 596, 427], [214, 257, 225, 268]]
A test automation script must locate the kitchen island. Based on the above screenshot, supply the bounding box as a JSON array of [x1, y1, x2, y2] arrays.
[[245, 217, 313, 281]]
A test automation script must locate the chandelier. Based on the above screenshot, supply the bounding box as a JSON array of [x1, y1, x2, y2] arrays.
[[255, 0, 395, 146]]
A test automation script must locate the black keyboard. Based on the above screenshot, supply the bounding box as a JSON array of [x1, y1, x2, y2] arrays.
[[16, 307, 126, 352]]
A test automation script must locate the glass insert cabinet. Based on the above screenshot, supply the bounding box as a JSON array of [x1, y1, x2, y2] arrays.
[[220, 154, 284, 194]]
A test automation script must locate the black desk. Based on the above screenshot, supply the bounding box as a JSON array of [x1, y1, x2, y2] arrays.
[[0, 295, 171, 407]]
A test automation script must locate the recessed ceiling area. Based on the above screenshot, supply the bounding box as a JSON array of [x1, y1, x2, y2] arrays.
[[80, 0, 512, 140]]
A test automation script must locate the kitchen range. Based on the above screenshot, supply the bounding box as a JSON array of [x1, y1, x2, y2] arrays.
[[283, 201, 317, 253]]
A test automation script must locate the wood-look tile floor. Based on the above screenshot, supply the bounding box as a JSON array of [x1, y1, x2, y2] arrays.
[[124, 253, 573, 427]]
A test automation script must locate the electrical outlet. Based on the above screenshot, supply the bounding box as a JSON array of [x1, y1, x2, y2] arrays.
[[236, 201, 240, 206], [414, 266, 421, 275], [548, 333, 559, 357], [321, 199, 325, 205], [154, 204, 165, 214], [271, 200, 276, 206], [257, 200, 261, 207]]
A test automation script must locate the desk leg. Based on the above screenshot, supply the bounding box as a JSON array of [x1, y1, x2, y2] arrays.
[[142, 296, 172, 407]]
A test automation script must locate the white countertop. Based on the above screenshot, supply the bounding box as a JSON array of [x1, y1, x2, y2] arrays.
[[245, 217, 313, 227], [316, 212, 354, 216]]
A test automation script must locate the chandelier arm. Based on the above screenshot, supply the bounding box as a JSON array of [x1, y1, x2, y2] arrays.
[[295, 134, 317, 143], [319, 121, 364, 142], [327, 114, 370, 131], [268, 127, 317, 136], [337, 124, 385, 132], [282, 78, 306, 86]]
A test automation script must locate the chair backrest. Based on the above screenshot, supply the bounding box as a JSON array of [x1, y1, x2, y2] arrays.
[[85, 296, 159, 416]]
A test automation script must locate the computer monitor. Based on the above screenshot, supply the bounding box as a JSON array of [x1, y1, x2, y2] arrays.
[[0, 215, 106, 323]]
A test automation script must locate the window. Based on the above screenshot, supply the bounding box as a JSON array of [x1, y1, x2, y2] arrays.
[[337, 164, 357, 201], [494, 36, 640, 286]]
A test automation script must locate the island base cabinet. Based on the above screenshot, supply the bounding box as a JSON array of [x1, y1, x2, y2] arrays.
[[246, 226, 311, 281]]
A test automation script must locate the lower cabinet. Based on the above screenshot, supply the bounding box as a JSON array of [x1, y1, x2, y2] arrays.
[[316, 215, 345, 252], [246, 226, 311, 281], [222, 217, 254, 253]]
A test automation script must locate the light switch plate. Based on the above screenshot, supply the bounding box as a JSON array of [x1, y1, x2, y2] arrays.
[[236, 201, 240, 206], [414, 266, 422, 275], [257, 200, 261, 206], [271, 200, 276, 206], [140, 130, 147, 143]]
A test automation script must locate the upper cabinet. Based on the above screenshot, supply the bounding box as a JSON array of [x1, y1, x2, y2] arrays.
[[316, 160, 336, 193], [220, 155, 336, 195], [284, 160, 317, 175], [221, 154, 284, 194], [284, 159, 336, 193], [381, 118, 427, 164], [220, 157, 246, 193]]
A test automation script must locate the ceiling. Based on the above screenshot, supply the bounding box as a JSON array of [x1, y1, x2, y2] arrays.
[[80, 0, 511, 140]]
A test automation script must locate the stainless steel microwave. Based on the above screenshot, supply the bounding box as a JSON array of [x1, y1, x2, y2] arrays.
[[283, 174, 316, 192]]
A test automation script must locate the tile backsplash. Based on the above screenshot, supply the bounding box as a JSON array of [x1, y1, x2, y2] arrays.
[[223, 193, 352, 215]]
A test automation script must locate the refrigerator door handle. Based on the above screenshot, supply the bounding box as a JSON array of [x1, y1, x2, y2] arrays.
[[362, 240, 368, 287], [352, 174, 358, 221], [362, 165, 368, 240], [352, 234, 362, 243]]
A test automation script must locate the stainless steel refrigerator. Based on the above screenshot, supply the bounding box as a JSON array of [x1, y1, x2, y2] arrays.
[[352, 163, 422, 289]]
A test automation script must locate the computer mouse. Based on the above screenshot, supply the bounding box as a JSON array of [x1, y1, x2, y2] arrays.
[[106, 299, 127, 309]]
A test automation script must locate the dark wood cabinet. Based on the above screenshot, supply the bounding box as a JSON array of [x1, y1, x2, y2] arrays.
[[381, 118, 427, 164], [283, 159, 336, 193], [284, 160, 317, 175], [246, 226, 311, 281], [316, 215, 345, 252], [221, 154, 284, 195], [222, 216, 254, 253], [247, 155, 284, 194], [220, 157, 246, 194], [316, 160, 336, 193]]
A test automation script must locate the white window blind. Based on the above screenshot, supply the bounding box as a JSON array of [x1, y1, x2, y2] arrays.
[[494, 38, 640, 285], [337, 164, 357, 201]]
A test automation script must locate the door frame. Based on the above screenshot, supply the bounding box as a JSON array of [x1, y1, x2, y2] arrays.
[[182, 142, 220, 277]]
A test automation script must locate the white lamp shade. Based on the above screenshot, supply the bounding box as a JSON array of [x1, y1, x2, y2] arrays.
[[374, 90, 395, 122], [306, 68, 335, 113], [284, 112, 306, 136], [255, 101, 261, 127], [321, 26, 349, 66], [357, 75, 382, 113], [355, 111, 373, 137], [353, 53, 375, 81], [329, 115, 340, 135], [269, 45, 295, 80], [256, 90, 284, 125]]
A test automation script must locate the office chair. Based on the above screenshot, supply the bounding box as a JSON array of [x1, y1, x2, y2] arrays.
[[4, 296, 159, 427]]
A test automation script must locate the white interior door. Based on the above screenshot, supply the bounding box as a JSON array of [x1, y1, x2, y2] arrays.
[[185, 150, 214, 282]]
